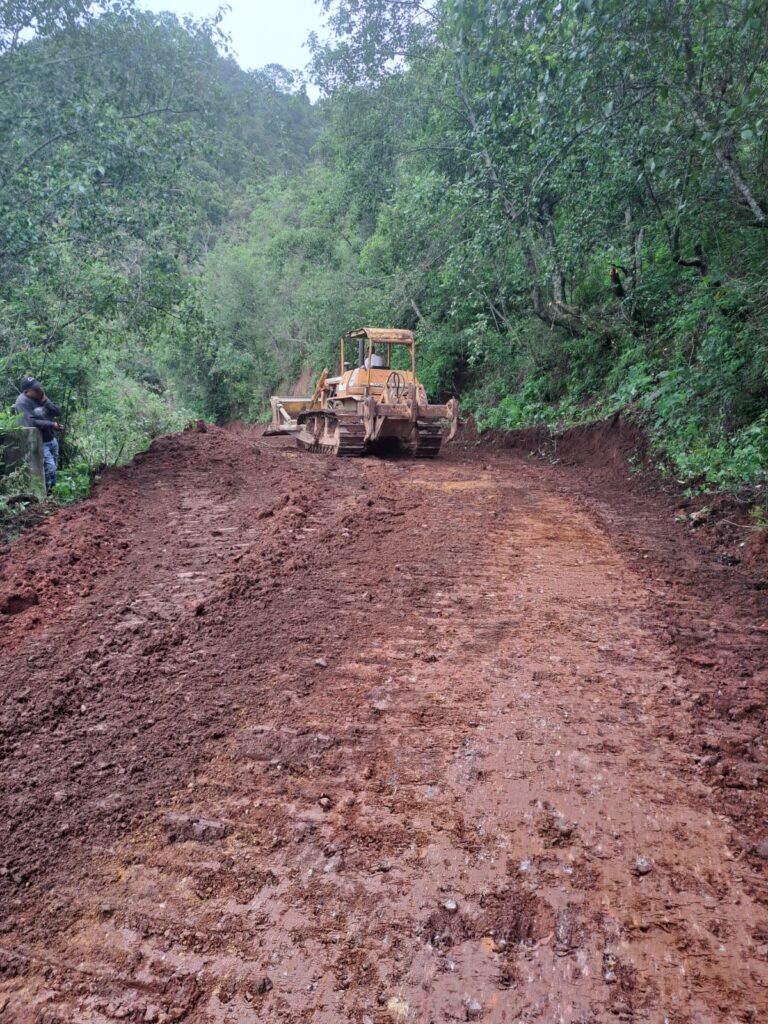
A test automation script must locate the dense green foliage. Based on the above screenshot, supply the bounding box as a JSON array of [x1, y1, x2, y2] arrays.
[[2, 0, 767, 495], [301, 0, 768, 488], [0, 0, 317, 477]]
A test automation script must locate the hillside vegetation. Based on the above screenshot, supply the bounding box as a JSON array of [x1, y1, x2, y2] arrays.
[[2, 0, 767, 496], [0, 0, 317, 481]]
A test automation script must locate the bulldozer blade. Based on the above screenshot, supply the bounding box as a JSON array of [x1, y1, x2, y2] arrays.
[[264, 425, 301, 436]]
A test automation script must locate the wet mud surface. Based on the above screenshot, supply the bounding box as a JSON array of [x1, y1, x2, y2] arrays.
[[0, 423, 766, 1022]]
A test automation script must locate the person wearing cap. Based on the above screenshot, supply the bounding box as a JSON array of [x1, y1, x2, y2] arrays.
[[14, 376, 64, 491]]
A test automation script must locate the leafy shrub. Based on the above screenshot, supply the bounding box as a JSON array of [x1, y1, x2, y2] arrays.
[[52, 461, 93, 504]]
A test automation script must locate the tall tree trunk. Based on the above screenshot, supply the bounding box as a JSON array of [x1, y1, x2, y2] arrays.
[[671, 83, 766, 223], [453, 67, 592, 336]]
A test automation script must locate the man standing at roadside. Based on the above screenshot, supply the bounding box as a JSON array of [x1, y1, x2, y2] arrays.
[[14, 376, 64, 491]]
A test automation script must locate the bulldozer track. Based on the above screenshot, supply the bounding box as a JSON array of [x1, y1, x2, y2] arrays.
[[295, 413, 442, 458], [295, 413, 367, 456], [409, 421, 443, 458]]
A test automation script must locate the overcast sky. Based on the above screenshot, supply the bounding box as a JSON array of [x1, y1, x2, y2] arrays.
[[141, 1, 327, 76]]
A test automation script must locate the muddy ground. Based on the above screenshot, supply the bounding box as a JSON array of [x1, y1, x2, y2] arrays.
[[0, 422, 766, 1023]]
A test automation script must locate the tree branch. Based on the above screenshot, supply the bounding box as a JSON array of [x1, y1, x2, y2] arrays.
[[670, 81, 766, 222]]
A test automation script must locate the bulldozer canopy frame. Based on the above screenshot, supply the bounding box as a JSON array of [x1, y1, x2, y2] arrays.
[[341, 328, 416, 383]]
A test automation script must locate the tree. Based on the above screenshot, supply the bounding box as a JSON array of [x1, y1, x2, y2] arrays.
[[0, 1, 319, 467]]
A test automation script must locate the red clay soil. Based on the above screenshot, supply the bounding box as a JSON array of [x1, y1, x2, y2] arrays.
[[0, 421, 766, 1023], [464, 412, 768, 570]]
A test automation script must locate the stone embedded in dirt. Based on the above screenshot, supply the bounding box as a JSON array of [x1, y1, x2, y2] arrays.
[[216, 976, 237, 1004], [554, 905, 580, 956], [688, 507, 711, 525], [634, 855, 653, 875], [554, 816, 575, 839], [314, 657, 328, 668], [162, 813, 231, 843], [465, 996, 484, 1019], [753, 837, 768, 859], [163, 972, 199, 1016], [386, 996, 409, 1018], [443, 898, 459, 913], [106, 1003, 131, 1019], [242, 975, 273, 1000], [536, 801, 577, 846], [318, 795, 333, 810], [603, 949, 619, 983], [96, 792, 126, 813]]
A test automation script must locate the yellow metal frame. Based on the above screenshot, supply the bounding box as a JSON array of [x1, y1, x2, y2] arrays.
[[342, 328, 417, 396]]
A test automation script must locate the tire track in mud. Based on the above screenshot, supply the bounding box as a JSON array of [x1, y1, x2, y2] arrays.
[[0, 427, 766, 1022]]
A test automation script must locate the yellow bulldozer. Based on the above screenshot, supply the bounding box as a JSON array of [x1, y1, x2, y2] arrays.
[[265, 328, 459, 457]]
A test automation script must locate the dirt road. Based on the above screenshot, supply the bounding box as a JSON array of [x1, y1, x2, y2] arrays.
[[0, 424, 766, 1023]]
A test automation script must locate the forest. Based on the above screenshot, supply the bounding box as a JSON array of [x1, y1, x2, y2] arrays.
[[1, 0, 767, 499]]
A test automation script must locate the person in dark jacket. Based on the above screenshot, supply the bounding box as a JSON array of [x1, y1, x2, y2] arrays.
[[14, 376, 64, 491]]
